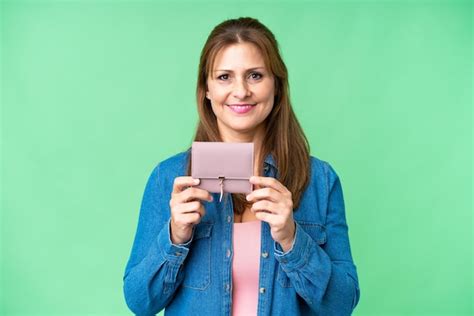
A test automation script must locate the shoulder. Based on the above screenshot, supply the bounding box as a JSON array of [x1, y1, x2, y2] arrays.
[[308, 155, 341, 191], [147, 149, 191, 183], [157, 149, 190, 173], [143, 150, 188, 194], [293, 155, 343, 221]]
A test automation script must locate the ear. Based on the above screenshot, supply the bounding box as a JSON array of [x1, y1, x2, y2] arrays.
[[206, 90, 210, 100]]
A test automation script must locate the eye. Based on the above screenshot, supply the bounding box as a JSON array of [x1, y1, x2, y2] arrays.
[[217, 74, 229, 81], [249, 72, 263, 80]]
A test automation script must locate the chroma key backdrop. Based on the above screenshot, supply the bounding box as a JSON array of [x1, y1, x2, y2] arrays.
[[1, 1, 472, 315]]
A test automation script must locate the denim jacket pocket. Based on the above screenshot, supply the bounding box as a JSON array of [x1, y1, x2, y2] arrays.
[[277, 222, 327, 288], [182, 222, 213, 290]]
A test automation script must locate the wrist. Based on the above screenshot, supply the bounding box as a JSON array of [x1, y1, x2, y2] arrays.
[[170, 220, 192, 245], [171, 234, 190, 245], [278, 222, 296, 252], [279, 237, 294, 252]]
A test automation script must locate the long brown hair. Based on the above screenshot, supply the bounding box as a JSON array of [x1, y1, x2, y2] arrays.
[[187, 17, 310, 214]]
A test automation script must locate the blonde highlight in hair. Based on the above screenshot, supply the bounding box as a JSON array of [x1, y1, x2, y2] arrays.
[[188, 17, 310, 215]]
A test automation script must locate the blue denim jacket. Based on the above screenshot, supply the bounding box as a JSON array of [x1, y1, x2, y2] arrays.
[[123, 150, 360, 315]]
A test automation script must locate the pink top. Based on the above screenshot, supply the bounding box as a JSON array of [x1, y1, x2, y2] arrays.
[[232, 220, 261, 316]]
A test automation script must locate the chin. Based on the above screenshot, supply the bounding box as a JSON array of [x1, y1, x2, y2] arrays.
[[228, 122, 262, 134]]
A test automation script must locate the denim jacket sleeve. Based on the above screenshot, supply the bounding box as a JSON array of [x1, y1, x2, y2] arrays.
[[274, 162, 361, 315], [123, 164, 194, 315]]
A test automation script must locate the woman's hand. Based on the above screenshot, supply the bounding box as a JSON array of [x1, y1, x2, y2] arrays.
[[169, 177, 213, 245], [246, 176, 296, 252]]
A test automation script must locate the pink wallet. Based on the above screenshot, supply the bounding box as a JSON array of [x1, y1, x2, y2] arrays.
[[191, 141, 254, 202]]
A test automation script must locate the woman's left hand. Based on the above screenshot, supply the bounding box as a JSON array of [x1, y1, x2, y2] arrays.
[[246, 176, 296, 252]]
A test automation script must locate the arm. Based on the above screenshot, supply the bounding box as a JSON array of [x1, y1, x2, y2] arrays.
[[122, 165, 194, 315], [274, 162, 361, 315]]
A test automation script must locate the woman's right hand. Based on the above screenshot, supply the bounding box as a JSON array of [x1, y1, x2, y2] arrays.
[[169, 177, 213, 245]]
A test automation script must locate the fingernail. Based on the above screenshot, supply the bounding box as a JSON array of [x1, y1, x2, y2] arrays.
[[246, 195, 250, 201], [194, 179, 200, 184]]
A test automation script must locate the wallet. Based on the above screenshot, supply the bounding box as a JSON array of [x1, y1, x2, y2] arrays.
[[191, 141, 254, 202]]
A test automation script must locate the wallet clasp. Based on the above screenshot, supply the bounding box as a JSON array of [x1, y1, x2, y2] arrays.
[[218, 176, 225, 202]]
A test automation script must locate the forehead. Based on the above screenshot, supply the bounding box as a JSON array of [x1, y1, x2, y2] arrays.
[[210, 42, 267, 72]]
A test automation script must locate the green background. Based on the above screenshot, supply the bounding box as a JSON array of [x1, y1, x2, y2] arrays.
[[1, 0, 472, 315]]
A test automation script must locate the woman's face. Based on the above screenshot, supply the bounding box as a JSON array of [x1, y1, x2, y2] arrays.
[[206, 42, 275, 140]]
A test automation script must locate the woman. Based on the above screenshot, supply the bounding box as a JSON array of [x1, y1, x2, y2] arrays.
[[123, 17, 360, 315]]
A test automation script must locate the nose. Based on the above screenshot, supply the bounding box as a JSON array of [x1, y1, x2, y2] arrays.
[[232, 78, 251, 99]]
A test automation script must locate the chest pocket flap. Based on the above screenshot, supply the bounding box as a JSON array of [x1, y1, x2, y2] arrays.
[[193, 222, 213, 240], [298, 221, 327, 245]]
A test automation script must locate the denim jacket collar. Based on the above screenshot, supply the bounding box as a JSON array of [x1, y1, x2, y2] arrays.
[[264, 152, 277, 169]]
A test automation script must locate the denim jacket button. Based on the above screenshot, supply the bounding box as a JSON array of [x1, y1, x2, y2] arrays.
[[227, 215, 231, 223], [226, 249, 231, 258], [261, 251, 268, 258], [225, 283, 230, 292], [259, 287, 266, 294]]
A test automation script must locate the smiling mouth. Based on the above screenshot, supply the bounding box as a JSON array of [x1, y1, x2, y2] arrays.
[[227, 103, 256, 114]]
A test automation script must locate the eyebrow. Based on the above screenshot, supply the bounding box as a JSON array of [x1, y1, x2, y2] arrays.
[[213, 67, 265, 73]]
